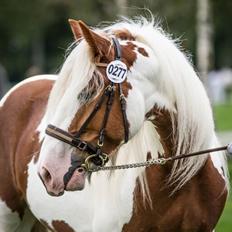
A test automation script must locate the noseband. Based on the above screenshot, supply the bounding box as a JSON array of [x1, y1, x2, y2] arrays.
[[45, 37, 129, 186]]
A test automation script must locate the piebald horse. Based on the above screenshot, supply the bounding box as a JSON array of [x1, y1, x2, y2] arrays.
[[0, 17, 229, 232]]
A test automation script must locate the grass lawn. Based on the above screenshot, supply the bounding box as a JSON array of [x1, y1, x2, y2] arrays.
[[213, 104, 232, 231], [216, 160, 232, 232], [214, 104, 232, 131], [213, 104, 232, 232]]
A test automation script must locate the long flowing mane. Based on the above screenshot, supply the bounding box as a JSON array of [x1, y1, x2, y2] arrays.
[[38, 17, 228, 198], [38, 40, 104, 138]]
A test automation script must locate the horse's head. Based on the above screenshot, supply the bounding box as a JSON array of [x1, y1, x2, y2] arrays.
[[37, 20, 158, 196]]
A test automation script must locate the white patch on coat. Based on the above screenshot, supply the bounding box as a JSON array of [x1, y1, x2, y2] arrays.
[[0, 75, 56, 108], [209, 134, 229, 190], [27, 122, 162, 232], [0, 200, 21, 231]]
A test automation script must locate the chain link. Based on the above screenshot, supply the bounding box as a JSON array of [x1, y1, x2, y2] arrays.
[[89, 157, 172, 172]]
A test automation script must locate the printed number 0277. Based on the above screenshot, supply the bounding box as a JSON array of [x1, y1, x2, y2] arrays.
[[108, 64, 126, 79]]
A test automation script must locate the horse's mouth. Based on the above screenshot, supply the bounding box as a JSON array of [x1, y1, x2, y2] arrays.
[[64, 167, 87, 191], [47, 190, 64, 197]]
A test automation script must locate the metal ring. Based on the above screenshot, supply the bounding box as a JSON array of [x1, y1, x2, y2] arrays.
[[84, 154, 98, 171], [97, 140, 104, 147]]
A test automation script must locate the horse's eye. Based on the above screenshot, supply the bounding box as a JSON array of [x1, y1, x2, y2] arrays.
[[70, 130, 87, 136]]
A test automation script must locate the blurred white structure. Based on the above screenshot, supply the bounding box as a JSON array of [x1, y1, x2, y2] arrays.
[[196, 0, 213, 84], [208, 68, 232, 104]]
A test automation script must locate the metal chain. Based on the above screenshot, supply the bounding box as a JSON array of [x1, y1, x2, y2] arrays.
[[89, 143, 232, 172], [89, 157, 172, 172]]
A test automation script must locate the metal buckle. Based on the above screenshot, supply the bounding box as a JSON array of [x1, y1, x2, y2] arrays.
[[97, 140, 104, 147], [77, 141, 88, 151]]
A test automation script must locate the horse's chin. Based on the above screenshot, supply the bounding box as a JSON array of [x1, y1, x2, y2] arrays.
[[65, 169, 87, 191]]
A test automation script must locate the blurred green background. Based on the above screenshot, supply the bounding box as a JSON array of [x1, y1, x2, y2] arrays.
[[0, 0, 231, 231], [0, 0, 231, 84], [214, 104, 232, 232]]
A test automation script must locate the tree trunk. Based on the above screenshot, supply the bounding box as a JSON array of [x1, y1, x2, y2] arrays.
[[196, 0, 214, 84], [116, 0, 127, 15]]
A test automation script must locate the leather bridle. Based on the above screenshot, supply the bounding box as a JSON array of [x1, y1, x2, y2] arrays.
[[45, 37, 129, 186], [45, 36, 232, 186]]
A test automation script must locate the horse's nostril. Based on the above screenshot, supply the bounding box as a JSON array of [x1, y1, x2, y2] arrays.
[[77, 167, 85, 173], [41, 166, 52, 182]]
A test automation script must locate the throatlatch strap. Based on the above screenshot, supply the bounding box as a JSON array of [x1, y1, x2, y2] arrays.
[[119, 84, 129, 142], [98, 83, 115, 146]]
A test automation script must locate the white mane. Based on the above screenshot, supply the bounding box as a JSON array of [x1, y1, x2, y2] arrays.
[[104, 17, 228, 192], [38, 17, 228, 199], [37, 40, 104, 137]]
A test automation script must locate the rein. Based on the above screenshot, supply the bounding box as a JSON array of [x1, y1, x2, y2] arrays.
[[88, 143, 232, 172]]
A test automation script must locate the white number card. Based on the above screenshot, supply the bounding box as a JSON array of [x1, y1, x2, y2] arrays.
[[106, 60, 128, 83]]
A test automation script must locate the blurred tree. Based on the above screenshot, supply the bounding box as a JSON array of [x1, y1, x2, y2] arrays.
[[116, 0, 128, 15], [212, 0, 232, 69], [196, 0, 213, 84], [0, 0, 231, 83]]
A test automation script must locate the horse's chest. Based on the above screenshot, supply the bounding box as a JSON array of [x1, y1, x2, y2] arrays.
[[26, 159, 137, 232]]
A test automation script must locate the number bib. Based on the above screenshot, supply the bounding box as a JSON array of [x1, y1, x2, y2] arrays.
[[106, 60, 128, 83]]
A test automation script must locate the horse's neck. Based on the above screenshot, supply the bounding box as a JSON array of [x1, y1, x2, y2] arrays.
[[146, 105, 176, 157]]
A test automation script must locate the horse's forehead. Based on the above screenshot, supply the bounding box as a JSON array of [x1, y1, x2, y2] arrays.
[[119, 40, 150, 70], [103, 28, 150, 66]]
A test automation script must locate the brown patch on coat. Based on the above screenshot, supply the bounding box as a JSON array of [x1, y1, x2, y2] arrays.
[[122, 157, 227, 231], [121, 42, 137, 68], [138, 47, 149, 57], [52, 220, 75, 232], [122, 105, 227, 231], [94, 35, 137, 97], [146, 105, 177, 157], [97, 40, 137, 75], [69, 84, 130, 155], [31, 219, 51, 232], [0, 79, 54, 219], [113, 28, 135, 41], [146, 151, 152, 161]]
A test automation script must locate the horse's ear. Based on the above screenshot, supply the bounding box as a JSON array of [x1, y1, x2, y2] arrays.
[[77, 20, 111, 58], [69, 19, 82, 40]]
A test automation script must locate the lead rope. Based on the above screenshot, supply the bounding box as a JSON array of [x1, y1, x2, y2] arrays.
[[88, 143, 232, 172]]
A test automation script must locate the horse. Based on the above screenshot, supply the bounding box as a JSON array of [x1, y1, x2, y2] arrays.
[[0, 17, 229, 232]]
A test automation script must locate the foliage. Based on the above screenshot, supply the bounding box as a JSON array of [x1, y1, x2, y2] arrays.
[[0, 0, 231, 83]]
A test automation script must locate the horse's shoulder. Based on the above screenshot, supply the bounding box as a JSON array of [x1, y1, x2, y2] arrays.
[[178, 157, 228, 230], [123, 157, 228, 232], [0, 75, 56, 110]]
